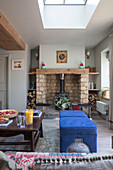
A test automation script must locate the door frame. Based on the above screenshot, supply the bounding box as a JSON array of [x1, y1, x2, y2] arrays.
[[0, 54, 9, 109]]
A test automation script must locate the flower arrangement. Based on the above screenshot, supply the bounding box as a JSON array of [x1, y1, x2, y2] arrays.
[[55, 94, 71, 109]]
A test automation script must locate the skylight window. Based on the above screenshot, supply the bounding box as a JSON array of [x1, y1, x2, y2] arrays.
[[44, 0, 88, 5]]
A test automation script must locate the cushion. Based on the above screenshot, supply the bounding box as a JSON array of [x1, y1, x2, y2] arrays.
[[59, 110, 87, 118], [6, 151, 113, 170], [60, 117, 97, 135], [32, 152, 113, 170], [0, 151, 22, 170]]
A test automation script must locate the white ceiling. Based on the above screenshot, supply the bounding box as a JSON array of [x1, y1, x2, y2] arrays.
[[0, 0, 113, 49]]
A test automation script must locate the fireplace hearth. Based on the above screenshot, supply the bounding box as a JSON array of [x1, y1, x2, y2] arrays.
[[36, 69, 89, 105]]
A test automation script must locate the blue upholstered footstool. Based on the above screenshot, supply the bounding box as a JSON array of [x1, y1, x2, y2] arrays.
[[59, 110, 87, 118], [60, 117, 97, 153]]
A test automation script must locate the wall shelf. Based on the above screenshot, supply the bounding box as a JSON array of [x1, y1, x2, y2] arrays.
[[27, 89, 36, 91], [28, 72, 36, 75], [88, 89, 100, 91], [88, 72, 99, 75], [100, 97, 110, 100]]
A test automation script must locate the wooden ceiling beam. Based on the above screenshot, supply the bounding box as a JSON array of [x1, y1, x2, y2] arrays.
[[0, 11, 25, 50]]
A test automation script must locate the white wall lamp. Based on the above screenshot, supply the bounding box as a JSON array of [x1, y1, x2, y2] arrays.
[[86, 51, 91, 59], [35, 52, 39, 61]]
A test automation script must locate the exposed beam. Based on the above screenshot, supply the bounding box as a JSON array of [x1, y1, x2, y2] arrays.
[[36, 68, 89, 74], [0, 11, 25, 50]]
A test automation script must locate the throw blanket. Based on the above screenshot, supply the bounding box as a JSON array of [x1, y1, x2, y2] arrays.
[[5, 152, 86, 169], [4, 151, 113, 170]]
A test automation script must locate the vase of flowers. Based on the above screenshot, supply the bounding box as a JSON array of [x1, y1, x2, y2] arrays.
[[55, 94, 71, 110]]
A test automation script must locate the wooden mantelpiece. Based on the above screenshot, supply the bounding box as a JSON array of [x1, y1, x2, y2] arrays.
[[0, 11, 25, 50], [36, 68, 89, 74]]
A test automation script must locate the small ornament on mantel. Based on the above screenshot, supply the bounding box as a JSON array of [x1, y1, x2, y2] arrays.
[[79, 62, 84, 69], [41, 63, 46, 69]]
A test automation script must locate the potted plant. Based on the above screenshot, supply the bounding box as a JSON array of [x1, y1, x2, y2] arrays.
[[55, 94, 71, 110], [99, 88, 109, 98], [99, 89, 105, 97]]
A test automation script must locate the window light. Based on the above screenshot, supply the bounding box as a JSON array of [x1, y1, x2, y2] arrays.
[[45, 0, 63, 5], [44, 0, 88, 5], [65, 0, 87, 5]]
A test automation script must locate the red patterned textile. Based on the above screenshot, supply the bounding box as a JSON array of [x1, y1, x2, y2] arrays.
[[5, 152, 86, 169]]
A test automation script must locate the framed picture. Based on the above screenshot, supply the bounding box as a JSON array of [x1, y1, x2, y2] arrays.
[[57, 51, 67, 63], [12, 59, 24, 70]]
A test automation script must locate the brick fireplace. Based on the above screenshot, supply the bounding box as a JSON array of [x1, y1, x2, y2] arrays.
[[36, 69, 89, 105]]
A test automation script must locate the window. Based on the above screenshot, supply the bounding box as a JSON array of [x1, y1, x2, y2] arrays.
[[101, 48, 110, 97], [44, 0, 88, 5]]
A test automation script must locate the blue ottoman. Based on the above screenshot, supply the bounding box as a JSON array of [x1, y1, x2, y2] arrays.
[[60, 117, 97, 153], [60, 110, 87, 118]]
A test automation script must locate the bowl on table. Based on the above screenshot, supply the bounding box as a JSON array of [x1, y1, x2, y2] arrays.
[[0, 110, 19, 118]]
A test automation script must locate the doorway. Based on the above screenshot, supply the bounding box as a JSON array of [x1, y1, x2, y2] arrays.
[[0, 55, 8, 109]]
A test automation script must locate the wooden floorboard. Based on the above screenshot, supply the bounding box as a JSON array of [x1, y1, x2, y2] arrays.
[[92, 114, 113, 152]]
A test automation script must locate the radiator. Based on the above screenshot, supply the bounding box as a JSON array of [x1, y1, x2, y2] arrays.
[[96, 101, 109, 115]]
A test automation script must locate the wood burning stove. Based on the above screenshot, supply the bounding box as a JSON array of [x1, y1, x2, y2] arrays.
[[56, 74, 69, 97], [55, 74, 69, 109]]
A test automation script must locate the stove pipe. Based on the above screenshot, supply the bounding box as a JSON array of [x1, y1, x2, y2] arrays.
[[60, 74, 65, 93]]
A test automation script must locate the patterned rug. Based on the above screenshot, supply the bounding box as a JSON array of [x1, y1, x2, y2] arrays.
[[0, 118, 60, 152], [44, 106, 59, 118], [36, 118, 60, 152]]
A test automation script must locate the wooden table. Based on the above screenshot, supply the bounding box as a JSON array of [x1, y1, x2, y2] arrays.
[[0, 113, 44, 152]]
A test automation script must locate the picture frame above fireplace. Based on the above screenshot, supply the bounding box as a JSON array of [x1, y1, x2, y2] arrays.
[[57, 51, 67, 63]]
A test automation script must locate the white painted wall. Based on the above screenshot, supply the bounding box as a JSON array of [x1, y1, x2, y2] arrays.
[[94, 37, 111, 90], [0, 45, 31, 111], [26, 45, 31, 90], [8, 45, 30, 111], [40, 45, 85, 68], [85, 48, 95, 84]]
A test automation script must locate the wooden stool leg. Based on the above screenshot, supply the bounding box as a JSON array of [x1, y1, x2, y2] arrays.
[[30, 132, 35, 152], [112, 136, 113, 149], [40, 123, 43, 138], [89, 107, 91, 118]]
